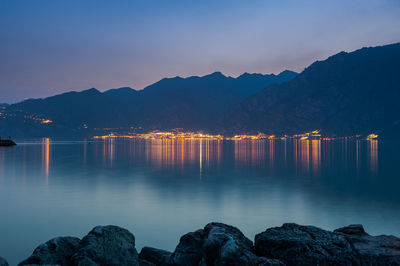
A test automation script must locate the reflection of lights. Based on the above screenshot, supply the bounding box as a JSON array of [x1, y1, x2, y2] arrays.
[[368, 140, 378, 174], [311, 140, 321, 175], [268, 139, 274, 167], [87, 137, 379, 179], [199, 139, 202, 175], [42, 138, 50, 183], [300, 140, 310, 174], [132, 138, 222, 170]]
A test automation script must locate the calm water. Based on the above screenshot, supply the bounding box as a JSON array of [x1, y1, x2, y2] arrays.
[[1, 138, 399, 264]]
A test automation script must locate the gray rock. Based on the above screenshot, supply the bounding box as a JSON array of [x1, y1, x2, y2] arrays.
[[170, 229, 205, 265], [201, 223, 262, 265], [335, 224, 400, 265], [139, 247, 172, 265], [71, 225, 139, 266], [139, 259, 156, 266], [0, 257, 9, 266], [257, 257, 285, 266], [255, 223, 358, 266], [334, 224, 366, 236], [170, 222, 282, 266], [255, 223, 400, 266], [18, 236, 80, 266]]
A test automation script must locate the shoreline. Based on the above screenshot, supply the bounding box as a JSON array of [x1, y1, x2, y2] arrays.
[[2, 222, 400, 265]]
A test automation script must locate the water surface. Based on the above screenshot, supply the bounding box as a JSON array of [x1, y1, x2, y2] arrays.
[[1, 138, 399, 264]]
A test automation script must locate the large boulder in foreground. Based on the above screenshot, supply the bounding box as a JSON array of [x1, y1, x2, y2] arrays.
[[0, 257, 9, 266], [255, 223, 400, 266], [170, 222, 283, 266], [72, 225, 139, 266], [334, 224, 400, 265], [18, 236, 80, 266]]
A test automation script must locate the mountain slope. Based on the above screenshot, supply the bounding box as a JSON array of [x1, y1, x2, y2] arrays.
[[137, 71, 297, 130], [1, 71, 296, 137], [6, 88, 140, 128], [223, 43, 400, 136]]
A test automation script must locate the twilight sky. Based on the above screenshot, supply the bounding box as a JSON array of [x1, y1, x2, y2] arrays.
[[1, 0, 400, 103]]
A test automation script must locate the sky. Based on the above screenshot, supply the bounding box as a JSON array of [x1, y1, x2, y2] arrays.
[[1, 0, 400, 103]]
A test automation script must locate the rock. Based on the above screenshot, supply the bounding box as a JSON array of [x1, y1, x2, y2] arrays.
[[18, 236, 80, 266], [139, 247, 172, 266], [201, 223, 262, 265], [255, 223, 358, 265], [334, 224, 400, 265], [71, 225, 139, 266], [139, 259, 156, 266], [255, 223, 400, 266], [0, 257, 9, 266], [257, 257, 285, 266], [334, 224, 366, 236], [13, 223, 400, 266], [170, 229, 205, 265], [170, 222, 282, 266]]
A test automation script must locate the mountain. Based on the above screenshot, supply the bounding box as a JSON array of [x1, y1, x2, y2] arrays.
[[1, 71, 296, 137], [223, 43, 400, 136], [136, 71, 297, 130]]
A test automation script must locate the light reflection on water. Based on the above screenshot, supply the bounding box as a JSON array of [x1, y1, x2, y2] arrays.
[[46, 138, 379, 177], [0, 138, 396, 265]]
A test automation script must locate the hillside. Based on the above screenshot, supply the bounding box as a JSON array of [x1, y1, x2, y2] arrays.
[[223, 43, 400, 137], [1, 71, 296, 137]]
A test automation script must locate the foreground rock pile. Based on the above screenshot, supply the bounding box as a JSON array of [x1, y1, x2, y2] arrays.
[[2, 222, 399, 265]]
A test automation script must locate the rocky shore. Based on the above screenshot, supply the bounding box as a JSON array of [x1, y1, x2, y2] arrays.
[[1, 222, 400, 265]]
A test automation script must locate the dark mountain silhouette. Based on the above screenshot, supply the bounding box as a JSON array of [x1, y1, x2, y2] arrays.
[[136, 71, 297, 129], [4, 43, 399, 138], [223, 43, 400, 137], [1, 71, 296, 137]]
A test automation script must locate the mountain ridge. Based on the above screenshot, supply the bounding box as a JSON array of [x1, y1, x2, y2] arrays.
[[2, 42, 399, 138], [222, 42, 400, 136], [1, 70, 297, 137]]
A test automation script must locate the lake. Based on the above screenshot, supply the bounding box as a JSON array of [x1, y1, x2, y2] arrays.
[[1, 138, 399, 265]]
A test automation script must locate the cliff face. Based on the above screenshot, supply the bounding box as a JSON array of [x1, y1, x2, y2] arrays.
[[12, 222, 400, 266]]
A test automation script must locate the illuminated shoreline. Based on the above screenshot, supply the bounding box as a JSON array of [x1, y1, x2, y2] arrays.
[[93, 130, 378, 141]]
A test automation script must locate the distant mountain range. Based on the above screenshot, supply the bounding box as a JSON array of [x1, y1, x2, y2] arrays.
[[223, 43, 400, 137], [1, 42, 399, 138], [0, 70, 297, 137]]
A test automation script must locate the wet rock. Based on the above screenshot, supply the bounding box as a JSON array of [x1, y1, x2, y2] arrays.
[[255, 223, 358, 265], [0, 257, 9, 266], [170, 229, 205, 265], [201, 223, 261, 265], [335, 224, 400, 265], [71, 225, 139, 266], [13, 223, 400, 266], [255, 223, 400, 266], [139, 259, 156, 266], [139, 247, 172, 265], [334, 224, 366, 236], [170, 222, 281, 266], [19, 236, 80, 266], [257, 257, 285, 266]]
